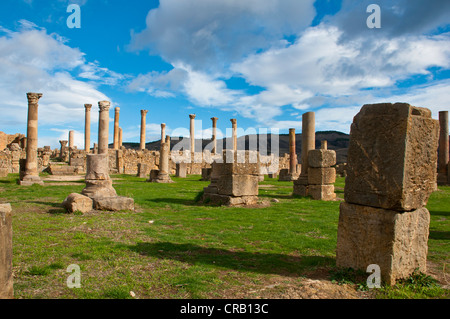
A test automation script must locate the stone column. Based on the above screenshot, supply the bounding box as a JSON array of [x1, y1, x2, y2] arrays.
[[20, 92, 44, 186], [98, 101, 110, 155], [161, 123, 166, 145], [68, 130, 75, 149], [211, 117, 218, 154], [59, 140, 68, 158], [189, 114, 196, 154], [119, 127, 123, 148], [230, 119, 237, 151], [0, 203, 13, 299], [84, 104, 92, 152], [113, 107, 120, 150], [140, 110, 148, 151], [289, 128, 297, 174], [300, 112, 315, 176], [438, 111, 449, 185]]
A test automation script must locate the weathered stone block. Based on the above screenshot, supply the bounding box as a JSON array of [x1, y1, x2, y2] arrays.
[[345, 103, 439, 211], [62, 193, 93, 213], [307, 167, 336, 185], [176, 162, 187, 178], [308, 149, 336, 168], [201, 168, 212, 181], [217, 175, 259, 197], [93, 196, 135, 211], [206, 194, 258, 206], [308, 184, 336, 201], [0, 203, 13, 299], [336, 202, 430, 285]]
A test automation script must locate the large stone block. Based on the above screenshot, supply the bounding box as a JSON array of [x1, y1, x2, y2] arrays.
[[336, 202, 429, 285], [345, 103, 439, 211], [217, 175, 259, 196], [62, 193, 93, 214], [308, 184, 336, 201], [221, 150, 260, 176], [308, 149, 336, 168], [0, 203, 13, 299], [307, 167, 336, 185], [93, 196, 135, 211]]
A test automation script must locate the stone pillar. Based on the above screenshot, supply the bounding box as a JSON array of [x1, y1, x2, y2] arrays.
[[336, 102, 439, 285], [98, 101, 110, 155], [59, 140, 68, 158], [161, 123, 166, 145], [84, 104, 92, 152], [68, 130, 75, 149], [113, 107, 120, 150], [20, 92, 44, 186], [230, 119, 237, 151], [189, 114, 196, 154], [438, 111, 449, 185], [211, 117, 218, 154], [140, 110, 148, 151], [301, 112, 315, 176], [293, 112, 315, 196], [0, 203, 13, 299], [118, 127, 123, 148], [93, 143, 98, 154], [289, 128, 297, 174], [149, 142, 174, 183]]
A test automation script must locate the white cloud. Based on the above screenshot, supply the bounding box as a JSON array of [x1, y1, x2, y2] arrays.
[[0, 21, 115, 145]]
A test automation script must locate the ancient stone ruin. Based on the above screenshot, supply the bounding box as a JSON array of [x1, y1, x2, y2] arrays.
[[0, 203, 13, 299], [278, 128, 300, 181], [438, 110, 449, 186], [19, 93, 44, 186], [203, 150, 260, 206], [293, 112, 315, 197], [62, 101, 135, 213], [336, 102, 439, 285], [307, 140, 336, 201]]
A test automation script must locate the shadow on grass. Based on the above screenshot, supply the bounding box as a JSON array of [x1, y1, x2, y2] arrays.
[[429, 210, 450, 217], [128, 241, 335, 277], [144, 198, 200, 206], [429, 230, 450, 241]]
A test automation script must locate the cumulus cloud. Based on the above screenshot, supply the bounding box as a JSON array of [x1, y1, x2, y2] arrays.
[[0, 21, 116, 144], [129, 0, 316, 73]]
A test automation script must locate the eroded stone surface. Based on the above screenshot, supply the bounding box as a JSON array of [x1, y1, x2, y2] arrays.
[[344, 103, 439, 211], [336, 202, 430, 285], [0, 203, 13, 299], [62, 193, 93, 213]]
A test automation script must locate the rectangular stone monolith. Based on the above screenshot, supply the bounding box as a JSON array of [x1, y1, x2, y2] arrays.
[[0, 203, 13, 299], [344, 103, 439, 211]]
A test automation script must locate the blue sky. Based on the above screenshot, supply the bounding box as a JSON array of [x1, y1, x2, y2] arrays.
[[0, 0, 449, 149]]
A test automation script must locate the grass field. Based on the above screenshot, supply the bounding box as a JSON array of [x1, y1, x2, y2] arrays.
[[0, 173, 448, 299]]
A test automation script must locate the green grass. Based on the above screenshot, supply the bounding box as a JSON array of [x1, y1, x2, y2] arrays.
[[0, 173, 448, 299]]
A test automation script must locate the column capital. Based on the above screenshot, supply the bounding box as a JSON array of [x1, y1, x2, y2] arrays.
[[211, 117, 218, 122], [189, 114, 196, 120], [84, 104, 92, 111], [161, 123, 166, 128], [59, 140, 68, 146], [98, 101, 111, 112], [115, 107, 120, 113], [289, 128, 296, 133], [230, 118, 237, 125], [26, 92, 43, 104], [141, 109, 148, 116]]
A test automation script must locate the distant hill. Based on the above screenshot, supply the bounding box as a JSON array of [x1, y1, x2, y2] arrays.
[[120, 130, 350, 164]]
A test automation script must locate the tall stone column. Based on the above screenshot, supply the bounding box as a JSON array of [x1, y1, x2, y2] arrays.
[[161, 123, 166, 145], [68, 130, 75, 149], [98, 101, 110, 155], [189, 114, 196, 154], [301, 112, 315, 176], [289, 128, 297, 174], [20, 92, 44, 186], [119, 127, 123, 148], [84, 104, 92, 152], [211, 117, 218, 154], [113, 107, 120, 150], [230, 119, 237, 152], [140, 110, 148, 151], [438, 111, 449, 185]]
